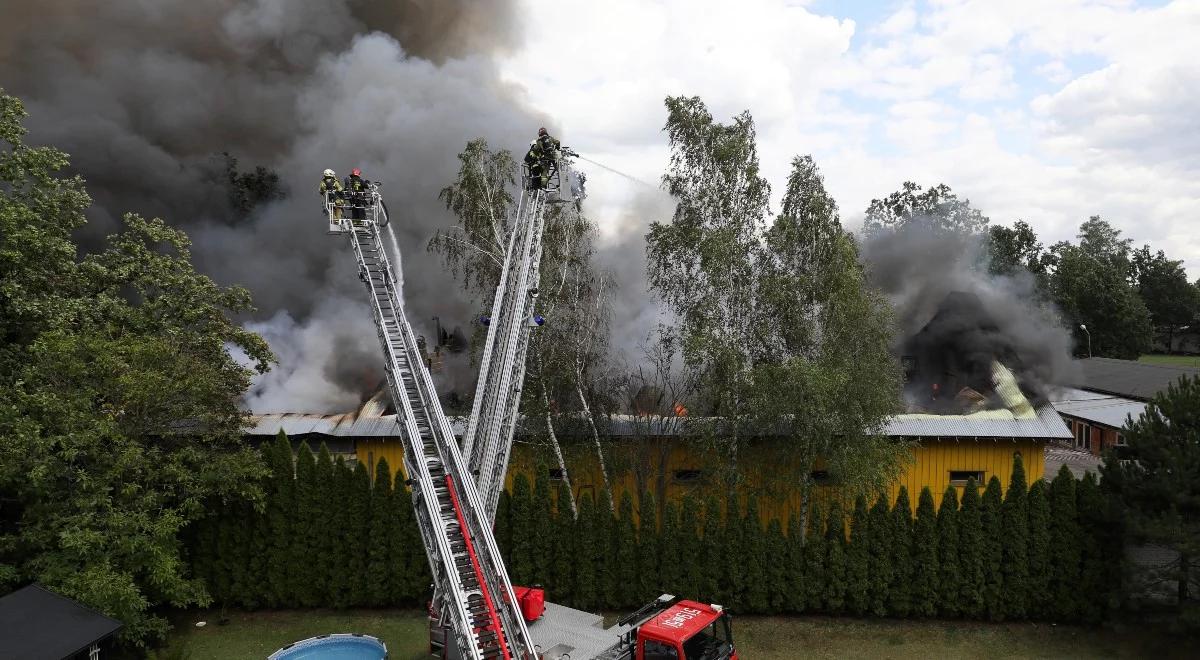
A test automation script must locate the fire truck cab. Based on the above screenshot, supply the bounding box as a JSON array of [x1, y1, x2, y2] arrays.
[[635, 600, 736, 660]]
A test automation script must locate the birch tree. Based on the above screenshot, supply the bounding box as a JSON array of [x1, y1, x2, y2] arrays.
[[647, 97, 905, 522], [433, 138, 616, 516], [647, 96, 771, 467]]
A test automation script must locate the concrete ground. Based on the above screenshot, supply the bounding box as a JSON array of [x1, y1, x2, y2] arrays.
[[1044, 441, 1103, 480]]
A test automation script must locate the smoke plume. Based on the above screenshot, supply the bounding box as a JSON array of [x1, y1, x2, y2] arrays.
[[592, 187, 677, 366], [861, 225, 1079, 407], [1, 0, 547, 412]]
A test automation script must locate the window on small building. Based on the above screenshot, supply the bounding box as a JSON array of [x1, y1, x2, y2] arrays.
[[547, 468, 564, 481], [1116, 433, 1127, 447], [673, 469, 704, 483], [949, 470, 985, 486], [1075, 421, 1090, 451]]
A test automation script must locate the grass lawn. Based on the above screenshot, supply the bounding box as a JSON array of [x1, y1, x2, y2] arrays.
[[164, 609, 1196, 659], [1139, 354, 1200, 368]]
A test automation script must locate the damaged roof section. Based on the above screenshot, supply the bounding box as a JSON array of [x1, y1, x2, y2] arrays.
[[885, 401, 1070, 439]]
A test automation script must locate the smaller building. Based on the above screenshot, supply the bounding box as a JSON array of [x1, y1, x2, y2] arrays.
[[0, 584, 122, 659], [1050, 387, 1145, 456]]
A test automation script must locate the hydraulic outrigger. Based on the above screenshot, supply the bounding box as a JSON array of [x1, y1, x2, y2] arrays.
[[330, 150, 737, 660]]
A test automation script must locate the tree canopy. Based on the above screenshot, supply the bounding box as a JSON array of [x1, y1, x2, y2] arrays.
[[1049, 218, 1153, 359], [1133, 246, 1200, 336], [0, 90, 272, 646], [862, 181, 990, 238], [647, 96, 905, 500]]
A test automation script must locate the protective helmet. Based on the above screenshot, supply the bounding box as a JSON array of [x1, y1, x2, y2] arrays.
[[538, 127, 548, 136], [352, 168, 362, 176], [323, 168, 335, 177]]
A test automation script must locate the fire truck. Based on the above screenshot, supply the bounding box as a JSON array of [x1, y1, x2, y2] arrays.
[[329, 151, 738, 660], [430, 592, 737, 660]]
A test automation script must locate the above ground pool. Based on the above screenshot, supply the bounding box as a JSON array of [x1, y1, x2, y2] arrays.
[[267, 633, 388, 660]]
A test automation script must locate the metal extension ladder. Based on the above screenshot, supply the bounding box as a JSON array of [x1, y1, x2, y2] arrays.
[[461, 186, 550, 521], [339, 211, 535, 660]]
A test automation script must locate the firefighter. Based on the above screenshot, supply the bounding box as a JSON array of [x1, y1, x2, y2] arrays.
[[524, 128, 560, 190], [536, 126, 560, 154], [319, 168, 343, 220], [344, 167, 370, 220]]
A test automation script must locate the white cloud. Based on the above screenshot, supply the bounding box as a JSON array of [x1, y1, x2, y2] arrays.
[[501, 0, 1200, 275]]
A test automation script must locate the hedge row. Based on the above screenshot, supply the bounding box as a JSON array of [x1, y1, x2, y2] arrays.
[[189, 433, 431, 609], [497, 454, 1115, 622], [190, 433, 1116, 623]]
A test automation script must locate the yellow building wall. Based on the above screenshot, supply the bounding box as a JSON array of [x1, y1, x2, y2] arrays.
[[356, 438, 410, 483], [355, 435, 1045, 524]]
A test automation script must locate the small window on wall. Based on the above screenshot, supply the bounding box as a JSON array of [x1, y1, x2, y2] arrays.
[[1116, 433, 1127, 447], [949, 470, 985, 486], [548, 468, 565, 481], [673, 469, 704, 483]]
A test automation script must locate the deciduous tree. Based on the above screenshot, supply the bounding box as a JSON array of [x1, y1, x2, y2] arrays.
[[862, 181, 989, 237], [0, 91, 272, 645], [1049, 218, 1152, 359], [1133, 246, 1200, 350]]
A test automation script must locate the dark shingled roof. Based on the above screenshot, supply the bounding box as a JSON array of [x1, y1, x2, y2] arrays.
[[0, 584, 122, 660], [1075, 357, 1200, 402]]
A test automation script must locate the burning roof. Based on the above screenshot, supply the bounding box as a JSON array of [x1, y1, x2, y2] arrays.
[[901, 291, 1042, 415]]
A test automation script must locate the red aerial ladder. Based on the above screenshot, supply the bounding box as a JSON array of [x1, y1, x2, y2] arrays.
[[331, 154, 738, 660]]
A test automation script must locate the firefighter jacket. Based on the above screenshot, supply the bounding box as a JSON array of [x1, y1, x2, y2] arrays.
[[524, 141, 543, 165], [537, 134, 561, 154], [319, 176, 343, 196], [344, 174, 370, 193]]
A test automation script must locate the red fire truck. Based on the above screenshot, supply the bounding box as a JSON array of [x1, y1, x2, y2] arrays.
[[432, 593, 738, 660]]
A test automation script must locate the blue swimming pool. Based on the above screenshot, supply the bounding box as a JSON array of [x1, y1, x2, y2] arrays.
[[267, 633, 388, 660]]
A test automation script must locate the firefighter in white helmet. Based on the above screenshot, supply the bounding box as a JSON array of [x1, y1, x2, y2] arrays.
[[319, 168, 344, 220]]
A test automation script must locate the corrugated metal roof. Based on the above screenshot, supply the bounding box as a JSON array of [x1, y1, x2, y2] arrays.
[[1075, 357, 1200, 401], [246, 403, 1070, 440], [882, 401, 1072, 439], [1050, 387, 1146, 430], [247, 413, 469, 438]]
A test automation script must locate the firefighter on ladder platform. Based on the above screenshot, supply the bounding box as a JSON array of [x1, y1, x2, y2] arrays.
[[344, 167, 371, 220], [319, 168, 343, 221], [524, 127, 561, 191]]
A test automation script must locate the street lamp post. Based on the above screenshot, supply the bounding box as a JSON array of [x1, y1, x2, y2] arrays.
[[1080, 324, 1092, 358]]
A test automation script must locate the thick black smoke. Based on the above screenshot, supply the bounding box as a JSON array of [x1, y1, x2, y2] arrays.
[[0, 0, 547, 412], [861, 225, 1079, 408]]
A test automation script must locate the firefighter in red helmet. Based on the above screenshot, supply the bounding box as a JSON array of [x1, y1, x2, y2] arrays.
[[344, 167, 371, 220]]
